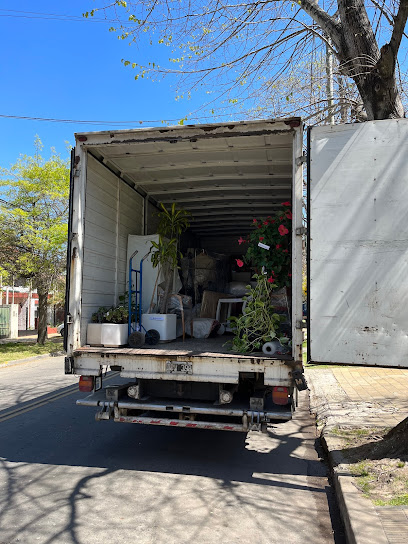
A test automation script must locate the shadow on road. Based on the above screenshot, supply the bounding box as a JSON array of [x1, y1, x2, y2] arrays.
[[0, 391, 344, 543]]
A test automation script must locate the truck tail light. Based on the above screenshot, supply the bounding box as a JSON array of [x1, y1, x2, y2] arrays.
[[79, 376, 94, 392], [272, 386, 289, 405]]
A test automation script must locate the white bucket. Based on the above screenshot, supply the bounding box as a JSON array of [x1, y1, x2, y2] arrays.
[[141, 314, 177, 341]]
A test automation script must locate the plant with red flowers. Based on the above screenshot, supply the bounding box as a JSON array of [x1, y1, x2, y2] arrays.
[[239, 202, 292, 287]]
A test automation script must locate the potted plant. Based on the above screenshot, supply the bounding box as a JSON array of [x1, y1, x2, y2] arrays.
[[228, 274, 286, 353], [148, 203, 191, 341], [237, 201, 292, 287], [87, 303, 129, 347]]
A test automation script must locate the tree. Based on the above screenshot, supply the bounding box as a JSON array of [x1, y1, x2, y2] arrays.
[[88, 0, 408, 121], [0, 138, 69, 344]]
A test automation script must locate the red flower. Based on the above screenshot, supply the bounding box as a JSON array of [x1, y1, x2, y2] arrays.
[[257, 224, 262, 229], [267, 276, 275, 283], [236, 259, 244, 268], [238, 237, 246, 245], [252, 218, 258, 224], [282, 201, 291, 207], [283, 249, 289, 253], [259, 237, 264, 241], [286, 210, 293, 220], [276, 244, 281, 249], [278, 224, 289, 236], [270, 220, 275, 224], [263, 221, 268, 225], [288, 273, 292, 277]]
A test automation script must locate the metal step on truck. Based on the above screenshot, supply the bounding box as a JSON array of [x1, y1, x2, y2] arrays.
[[64, 117, 408, 432]]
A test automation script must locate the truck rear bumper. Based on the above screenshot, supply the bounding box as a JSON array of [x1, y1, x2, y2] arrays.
[[77, 393, 293, 432]]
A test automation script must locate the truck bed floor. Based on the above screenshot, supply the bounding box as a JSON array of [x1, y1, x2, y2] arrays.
[[75, 335, 293, 360]]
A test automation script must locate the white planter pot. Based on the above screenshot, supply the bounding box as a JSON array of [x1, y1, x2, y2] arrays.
[[101, 323, 129, 347], [87, 323, 103, 346], [141, 314, 177, 341]]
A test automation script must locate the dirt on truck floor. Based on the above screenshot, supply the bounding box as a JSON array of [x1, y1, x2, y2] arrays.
[[330, 418, 408, 506]]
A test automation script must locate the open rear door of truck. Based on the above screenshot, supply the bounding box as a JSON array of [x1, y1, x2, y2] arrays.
[[308, 119, 408, 367]]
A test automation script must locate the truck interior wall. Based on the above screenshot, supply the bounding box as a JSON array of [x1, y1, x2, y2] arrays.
[[80, 155, 144, 345], [145, 200, 160, 234]]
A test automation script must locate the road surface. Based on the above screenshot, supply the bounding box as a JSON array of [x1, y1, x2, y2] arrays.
[[0, 356, 345, 544]]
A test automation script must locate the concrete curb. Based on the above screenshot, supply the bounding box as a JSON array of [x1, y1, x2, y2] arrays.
[[321, 434, 388, 544], [0, 351, 65, 369]]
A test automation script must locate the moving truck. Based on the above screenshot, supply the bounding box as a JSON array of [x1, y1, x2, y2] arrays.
[[64, 117, 408, 432]]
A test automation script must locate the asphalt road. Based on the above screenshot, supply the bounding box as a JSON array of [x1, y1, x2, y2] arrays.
[[0, 356, 345, 544]]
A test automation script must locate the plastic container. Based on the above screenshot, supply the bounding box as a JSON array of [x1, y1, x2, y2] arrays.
[[101, 324, 128, 347], [141, 314, 177, 341], [87, 323, 103, 346]]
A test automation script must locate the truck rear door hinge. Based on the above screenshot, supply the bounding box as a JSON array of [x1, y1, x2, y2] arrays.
[[292, 370, 308, 391], [296, 154, 307, 166], [65, 356, 74, 374], [296, 227, 307, 236]]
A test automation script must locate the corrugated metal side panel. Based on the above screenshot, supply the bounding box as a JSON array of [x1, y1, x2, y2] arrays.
[[81, 155, 143, 345], [310, 119, 408, 367], [146, 200, 159, 234]]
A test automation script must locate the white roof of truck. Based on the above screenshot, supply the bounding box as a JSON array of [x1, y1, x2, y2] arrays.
[[75, 118, 300, 237]]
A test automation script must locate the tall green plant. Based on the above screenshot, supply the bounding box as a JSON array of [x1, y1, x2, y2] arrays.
[[150, 203, 191, 313]]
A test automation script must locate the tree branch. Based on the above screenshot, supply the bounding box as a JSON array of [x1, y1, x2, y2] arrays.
[[297, 0, 342, 48], [389, 0, 408, 56]]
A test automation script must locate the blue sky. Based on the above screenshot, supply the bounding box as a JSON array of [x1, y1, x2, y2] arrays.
[[0, 1, 208, 168]]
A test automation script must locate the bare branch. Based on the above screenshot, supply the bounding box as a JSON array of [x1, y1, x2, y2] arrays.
[[389, 0, 408, 55], [297, 0, 342, 48]]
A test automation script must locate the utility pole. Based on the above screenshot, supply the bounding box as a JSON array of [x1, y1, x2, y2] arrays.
[[325, 36, 335, 125]]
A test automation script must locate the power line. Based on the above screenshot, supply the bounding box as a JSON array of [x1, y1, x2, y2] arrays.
[[0, 113, 214, 126], [0, 8, 134, 24]]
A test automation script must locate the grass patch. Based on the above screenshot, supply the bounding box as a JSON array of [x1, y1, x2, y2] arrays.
[[0, 338, 63, 365], [348, 457, 408, 505], [331, 427, 374, 438], [374, 494, 408, 507]]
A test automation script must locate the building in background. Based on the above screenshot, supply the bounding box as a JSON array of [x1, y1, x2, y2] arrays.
[[0, 287, 64, 330]]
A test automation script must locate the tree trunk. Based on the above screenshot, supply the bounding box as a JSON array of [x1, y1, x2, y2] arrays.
[[337, 0, 405, 119], [37, 287, 48, 345]]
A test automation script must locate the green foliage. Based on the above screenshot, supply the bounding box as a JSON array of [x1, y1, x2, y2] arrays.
[[150, 235, 179, 270], [150, 203, 191, 313], [156, 202, 192, 239], [0, 137, 69, 284], [150, 202, 191, 270], [228, 274, 283, 353], [91, 304, 129, 324], [241, 202, 292, 288], [0, 339, 63, 365], [0, 137, 70, 343]]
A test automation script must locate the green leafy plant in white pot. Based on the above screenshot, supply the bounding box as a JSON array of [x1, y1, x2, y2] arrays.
[[147, 203, 191, 341], [87, 303, 129, 347]]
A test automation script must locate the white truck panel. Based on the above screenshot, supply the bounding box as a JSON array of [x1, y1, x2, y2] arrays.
[[80, 155, 144, 345], [310, 120, 408, 366]]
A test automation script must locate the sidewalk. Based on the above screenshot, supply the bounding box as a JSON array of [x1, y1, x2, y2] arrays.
[[0, 331, 61, 344], [306, 364, 408, 544]]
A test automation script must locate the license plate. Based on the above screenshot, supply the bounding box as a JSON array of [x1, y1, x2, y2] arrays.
[[165, 361, 193, 375]]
